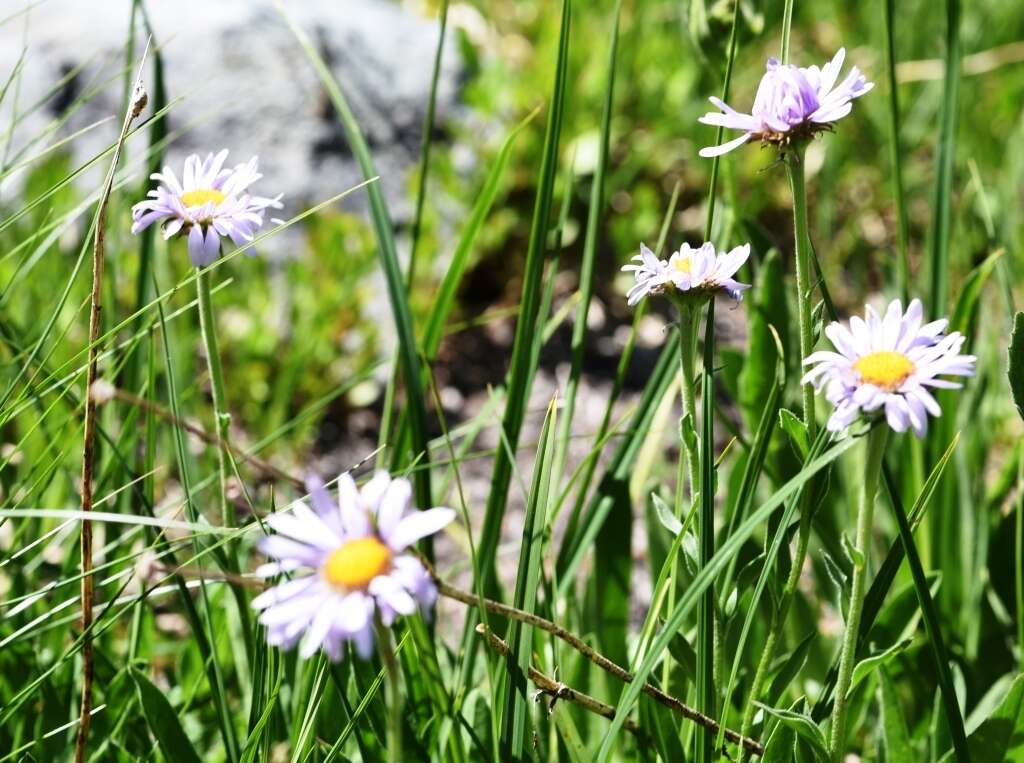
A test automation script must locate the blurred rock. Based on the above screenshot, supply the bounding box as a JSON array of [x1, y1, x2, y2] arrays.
[[0, 0, 463, 231]]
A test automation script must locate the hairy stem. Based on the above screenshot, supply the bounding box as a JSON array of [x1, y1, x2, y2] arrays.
[[786, 146, 817, 439], [738, 144, 819, 762], [195, 267, 231, 526], [829, 425, 888, 759], [665, 302, 701, 689]]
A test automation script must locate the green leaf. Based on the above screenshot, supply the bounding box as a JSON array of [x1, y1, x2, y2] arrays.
[[848, 638, 914, 699], [754, 702, 828, 762], [641, 697, 688, 763], [813, 433, 960, 723], [878, 667, 914, 761], [949, 248, 1004, 334], [551, 0, 622, 487], [779, 408, 809, 459], [926, 0, 961, 313], [477, 0, 572, 597], [651, 491, 682, 536], [761, 718, 797, 763], [738, 248, 788, 432], [939, 674, 1024, 762], [131, 667, 203, 763], [1009, 312, 1024, 422], [767, 631, 815, 708]]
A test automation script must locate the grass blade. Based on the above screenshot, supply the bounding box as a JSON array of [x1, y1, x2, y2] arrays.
[[476, 0, 571, 592], [551, 0, 620, 484], [499, 398, 558, 759], [883, 0, 911, 301], [595, 436, 858, 759], [279, 6, 432, 512], [927, 0, 961, 313]]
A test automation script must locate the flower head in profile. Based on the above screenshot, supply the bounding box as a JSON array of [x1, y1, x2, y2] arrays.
[[622, 241, 750, 307], [252, 471, 454, 660], [698, 48, 873, 157], [802, 298, 975, 437], [131, 150, 283, 266]]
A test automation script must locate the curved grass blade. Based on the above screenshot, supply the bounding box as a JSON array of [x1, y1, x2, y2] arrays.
[[420, 107, 539, 359], [279, 6, 432, 512]]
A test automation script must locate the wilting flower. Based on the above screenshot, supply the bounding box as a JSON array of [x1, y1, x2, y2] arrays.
[[131, 150, 282, 266], [802, 298, 975, 436], [252, 471, 454, 660], [622, 241, 750, 307], [698, 48, 873, 157]]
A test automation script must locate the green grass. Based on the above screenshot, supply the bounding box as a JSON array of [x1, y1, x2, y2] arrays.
[[2, 0, 1024, 761]]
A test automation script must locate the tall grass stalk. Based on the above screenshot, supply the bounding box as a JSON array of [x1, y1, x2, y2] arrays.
[[73, 58, 148, 763], [829, 425, 888, 760]]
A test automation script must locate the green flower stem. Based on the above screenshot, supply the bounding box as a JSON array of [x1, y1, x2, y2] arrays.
[[677, 303, 701, 499], [377, 621, 404, 763], [829, 424, 888, 760], [196, 266, 254, 665], [195, 267, 231, 527], [738, 146, 819, 761], [786, 146, 817, 439], [663, 302, 701, 689]]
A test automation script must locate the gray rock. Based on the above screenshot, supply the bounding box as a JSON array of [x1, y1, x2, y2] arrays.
[[0, 0, 462, 228]]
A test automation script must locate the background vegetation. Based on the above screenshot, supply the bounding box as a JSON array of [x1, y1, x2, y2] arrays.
[[1, 0, 1023, 760]]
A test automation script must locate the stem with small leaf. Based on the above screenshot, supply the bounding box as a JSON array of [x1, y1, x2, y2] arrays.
[[829, 424, 888, 759]]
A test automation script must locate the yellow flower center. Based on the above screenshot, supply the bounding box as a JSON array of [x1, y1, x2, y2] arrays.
[[673, 256, 692, 275], [180, 188, 225, 208], [323, 537, 391, 589], [853, 351, 915, 390]]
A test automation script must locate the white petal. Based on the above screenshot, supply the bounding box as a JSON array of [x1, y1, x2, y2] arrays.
[[387, 508, 456, 551]]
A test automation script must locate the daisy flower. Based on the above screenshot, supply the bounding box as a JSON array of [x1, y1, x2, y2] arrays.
[[622, 241, 750, 307], [698, 48, 873, 157], [131, 150, 283, 266], [251, 471, 454, 660], [801, 298, 976, 436]]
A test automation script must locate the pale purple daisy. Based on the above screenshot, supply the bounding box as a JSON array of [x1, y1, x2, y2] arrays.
[[131, 150, 283, 266], [251, 471, 454, 661], [801, 298, 975, 437], [622, 241, 750, 307], [698, 48, 873, 157]]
